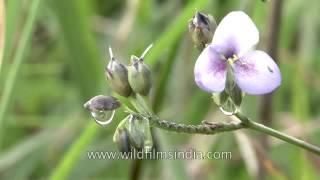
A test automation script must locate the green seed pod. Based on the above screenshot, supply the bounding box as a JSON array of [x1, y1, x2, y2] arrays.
[[188, 11, 217, 50], [105, 47, 132, 97], [128, 55, 152, 96]]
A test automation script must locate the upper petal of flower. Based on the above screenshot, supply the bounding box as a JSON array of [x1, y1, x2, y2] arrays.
[[233, 50, 281, 95], [212, 11, 259, 57], [194, 45, 227, 92]]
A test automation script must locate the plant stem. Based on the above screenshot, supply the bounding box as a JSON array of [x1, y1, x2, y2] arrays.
[[141, 113, 320, 156], [235, 112, 320, 156], [143, 114, 245, 134]]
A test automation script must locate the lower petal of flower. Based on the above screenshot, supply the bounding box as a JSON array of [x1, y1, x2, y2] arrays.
[[233, 50, 281, 95], [194, 45, 227, 92]]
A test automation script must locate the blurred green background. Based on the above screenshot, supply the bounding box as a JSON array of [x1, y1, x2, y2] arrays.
[[0, 0, 320, 179]]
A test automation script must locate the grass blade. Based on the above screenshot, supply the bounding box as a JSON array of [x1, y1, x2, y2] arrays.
[[0, 0, 41, 149]]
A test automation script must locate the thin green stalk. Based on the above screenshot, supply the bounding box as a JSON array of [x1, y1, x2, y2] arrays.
[[129, 95, 148, 114], [0, 0, 23, 75], [49, 0, 105, 179], [50, 122, 100, 180], [139, 112, 320, 156], [0, 0, 5, 69], [147, 115, 245, 134], [236, 114, 320, 156], [0, 0, 41, 148], [135, 94, 153, 113], [234, 113, 320, 155], [152, 39, 181, 112]]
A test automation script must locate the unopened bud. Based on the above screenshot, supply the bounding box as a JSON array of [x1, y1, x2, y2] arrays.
[[84, 95, 120, 125], [225, 66, 235, 94], [189, 11, 217, 50], [114, 128, 132, 153], [128, 45, 153, 96], [105, 47, 132, 97], [225, 66, 244, 107], [113, 117, 132, 153], [127, 115, 153, 152], [84, 95, 121, 111], [228, 85, 244, 107]]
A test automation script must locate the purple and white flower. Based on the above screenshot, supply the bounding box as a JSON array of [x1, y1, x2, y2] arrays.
[[194, 11, 281, 95]]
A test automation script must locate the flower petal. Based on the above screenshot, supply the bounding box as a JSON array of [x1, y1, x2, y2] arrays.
[[194, 45, 227, 92], [212, 11, 259, 57], [233, 50, 281, 95]]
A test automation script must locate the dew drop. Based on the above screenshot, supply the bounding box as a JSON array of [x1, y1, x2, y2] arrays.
[[90, 110, 115, 126], [219, 98, 238, 116]]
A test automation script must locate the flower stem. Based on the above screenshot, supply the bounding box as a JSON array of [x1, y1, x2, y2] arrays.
[[141, 113, 320, 155], [143, 114, 245, 134], [234, 112, 320, 155]]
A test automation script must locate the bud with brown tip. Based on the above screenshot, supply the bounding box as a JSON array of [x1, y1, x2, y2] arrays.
[[83, 95, 121, 112], [105, 47, 132, 97], [188, 11, 217, 50], [128, 45, 153, 96]]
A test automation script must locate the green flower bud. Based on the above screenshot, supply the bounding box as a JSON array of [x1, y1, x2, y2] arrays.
[[188, 11, 217, 50], [105, 47, 132, 97], [225, 65, 236, 95], [212, 91, 228, 106], [225, 66, 244, 107], [113, 117, 132, 153], [127, 115, 153, 152], [212, 66, 243, 115], [228, 84, 244, 107], [128, 45, 153, 96], [113, 128, 132, 153]]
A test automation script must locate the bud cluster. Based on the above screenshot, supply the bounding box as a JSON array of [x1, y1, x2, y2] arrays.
[[113, 115, 153, 153], [84, 45, 155, 152], [106, 45, 153, 97]]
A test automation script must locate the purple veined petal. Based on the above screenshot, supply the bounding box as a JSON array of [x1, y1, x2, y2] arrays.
[[194, 45, 227, 92], [212, 11, 259, 57], [233, 50, 281, 95]]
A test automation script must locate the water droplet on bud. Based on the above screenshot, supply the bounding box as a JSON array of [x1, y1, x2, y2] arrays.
[[91, 110, 116, 126], [219, 98, 238, 116]]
